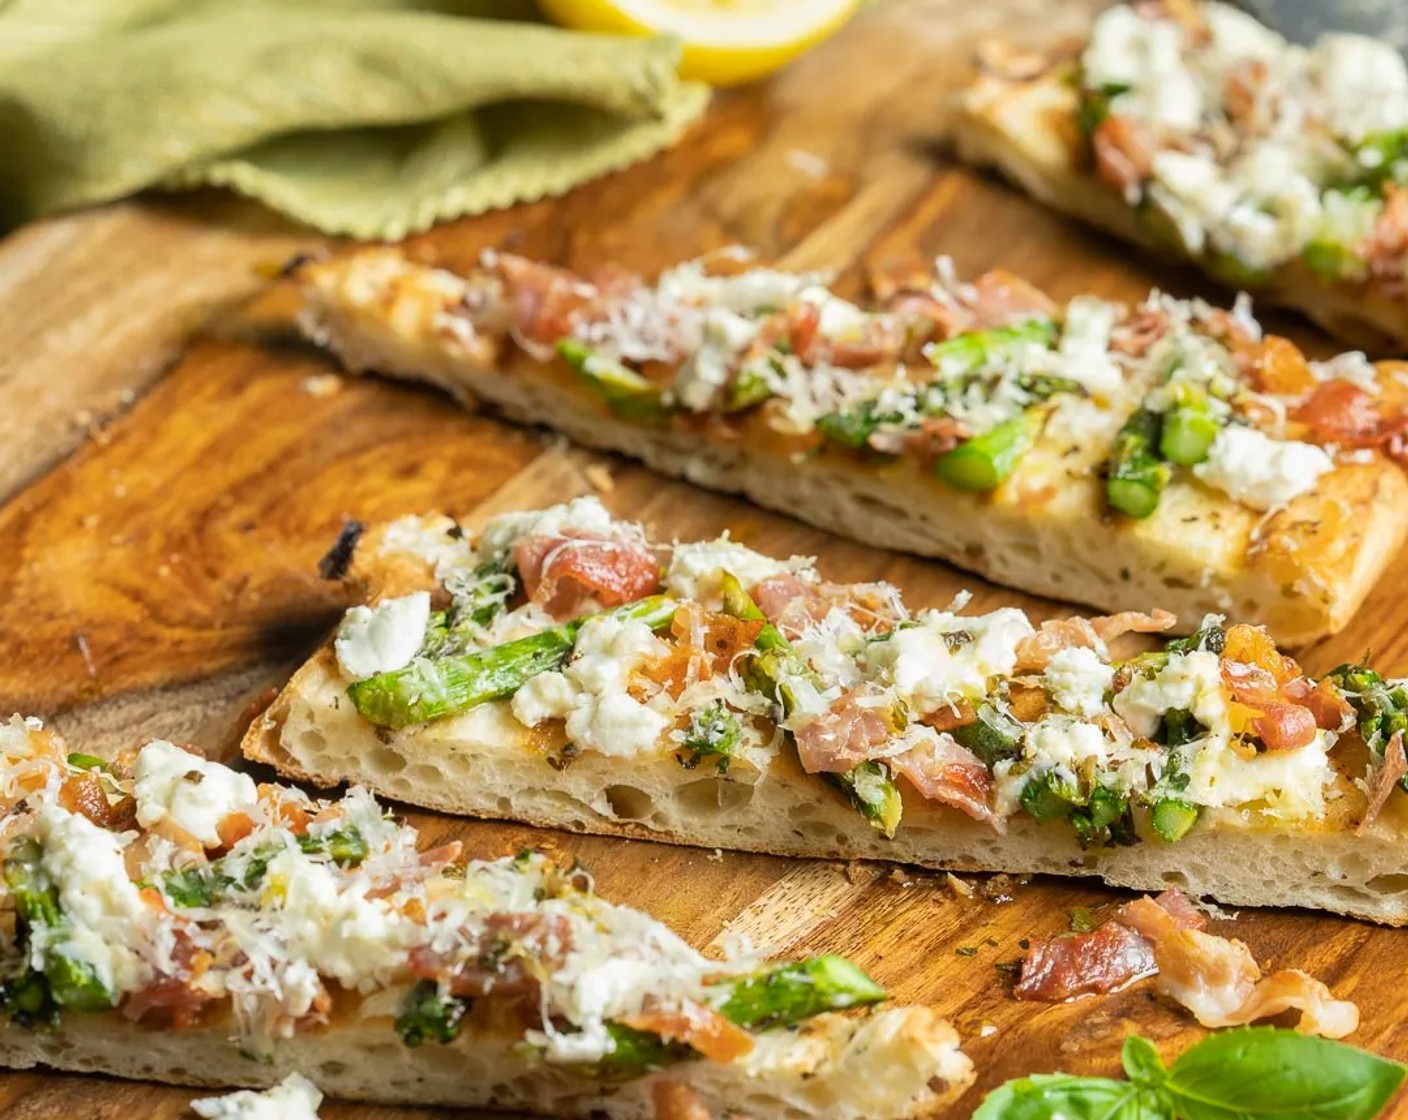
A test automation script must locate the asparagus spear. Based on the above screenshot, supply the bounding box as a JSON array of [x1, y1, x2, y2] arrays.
[[1018, 774, 1136, 848], [725, 355, 777, 411], [821, 761, 903, 839], [584, 955, 889, 1078], [924, 317, 1059, 375], [558, 339, 667, 421], [715, 954, 886, 1030], [1150, 797, 1200, 843], [816, 401, 882, 450], [591, 1022, 694, 1081], [1076, 81, 1132, 135], [952, 703, 1024, 766], [299, 824, 368, 867], [1106, 407, 1170, 519], [3, 842, 113, 1012], [395, 980, 469, 1047], [677, 702, 742, 771], [1326, 665, 1408, 791], [1158, 383, 1222, 467], [719, 574, 903, 838], [349, 595, 677, 728], [933, 410, 1040, 492]]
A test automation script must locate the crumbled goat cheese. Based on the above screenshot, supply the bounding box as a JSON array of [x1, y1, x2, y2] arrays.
[[1044, 647, 1116, 718], [1311, 350, 1379, 392], [191, 1073, 324, 1120], [510, 670, 580, 726], [1187, 733, 1331, 819], [672, 307, 760, 410], [378, 515, 474, 578], [132, 740, 258, 848], [663, 537, 797, 605], [792, 607, 869, 690], [260, 847, 417, 991], [477, 496, 621, 562], [33, 804, 155, 997], [334, 591, 431, 680], [510, 616, 670, 757], [866, 608, 1032, 714], [1084, 5, 1204, 134], [1315, 33, 1408, 144], [1113, 650, 1227, 739], [1055, 297, 1124, 397], [1193, 425, 1333, 510]]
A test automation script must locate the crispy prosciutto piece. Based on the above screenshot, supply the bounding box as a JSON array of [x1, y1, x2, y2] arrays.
[[1294, 378, 1408, 461], [1013, 919, 1158, 1001], [491, 254, 600, 351], [58, 771, 138, 831], [643, 603, 764, 698], [1358, 730, 1407, 835], [1092, 117, 1157, 197], [901, 416, 973, 469], [1364, 186, 1408, 297], [889, 734, 1001, 828], [793, 686, 896, 774], [751, 575, 901, 639], [1110, 301, 1170, 359], [1089, 609, 1177, 645], [1018, 890, 1359, 1038], [620, 1000, 756, 1063], [1219, 624, 1324, 750], [965, 270, 1059, 330], [514, 532, 661, 620], [409, 912, 575, 999], [1122, 896, 1358, 1037], [123, 927, 221, 1030], [1013, 609, 1174, 673]]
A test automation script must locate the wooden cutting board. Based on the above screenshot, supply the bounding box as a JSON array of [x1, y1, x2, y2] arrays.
[[2, 1, 1408, 1117]]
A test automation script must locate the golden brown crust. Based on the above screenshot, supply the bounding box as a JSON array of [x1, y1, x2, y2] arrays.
[[298, 249, 1408, 645], [243, 647, 1408, 925], [0, 1004, 973, 1120]]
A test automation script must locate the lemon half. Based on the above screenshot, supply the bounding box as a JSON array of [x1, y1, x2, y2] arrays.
[[539, 0, 861, 87]]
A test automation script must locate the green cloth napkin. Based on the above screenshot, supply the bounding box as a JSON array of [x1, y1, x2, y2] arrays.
[[0, 0, 711, 237]]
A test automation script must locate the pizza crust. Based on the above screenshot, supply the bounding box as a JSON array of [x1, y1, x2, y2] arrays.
[[244, 647, 1408, 926], [951, 65, 1408, 351], [299, 251, 1408, 646], [0, 1001, 971, 1120]]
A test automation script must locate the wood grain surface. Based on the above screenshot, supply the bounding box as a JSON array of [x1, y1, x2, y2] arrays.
[[2, 1, 1407, 1117]]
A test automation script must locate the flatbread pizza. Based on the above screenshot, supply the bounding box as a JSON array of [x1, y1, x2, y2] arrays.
[[246, 498, 1408, 925], [0, 717, 971, 1118], [294, 242, 1408, 645], [954, 0, 1408, 349]]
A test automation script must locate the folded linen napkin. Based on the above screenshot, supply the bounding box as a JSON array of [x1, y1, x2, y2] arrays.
[[0, 0, 710, 237]]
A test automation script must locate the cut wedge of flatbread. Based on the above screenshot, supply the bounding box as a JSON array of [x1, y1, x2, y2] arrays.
[[247, 498, 1408, 924], [294, 242, 1408, 646], [0, 718, 971, 1119], [953, 1, 1408, 349]]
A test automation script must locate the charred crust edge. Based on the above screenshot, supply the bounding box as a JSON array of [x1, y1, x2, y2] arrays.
[[318, 519, 366, 581]]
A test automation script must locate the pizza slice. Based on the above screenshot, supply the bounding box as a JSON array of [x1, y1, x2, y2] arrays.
[[954, 1, 1408, 348], [246, 497, 1408, 925], [294, 241, 1408, 645], [0, 717, 972, 1118]]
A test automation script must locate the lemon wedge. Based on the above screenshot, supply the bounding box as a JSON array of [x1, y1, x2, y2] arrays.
[[539, 0, 860, 87]]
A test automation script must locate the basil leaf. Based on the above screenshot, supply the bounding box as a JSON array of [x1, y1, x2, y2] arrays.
[[1168, 1028, 1406, 1120], [1123, 1035, 1170, 1087], [972, 1074, 1173, 1120]]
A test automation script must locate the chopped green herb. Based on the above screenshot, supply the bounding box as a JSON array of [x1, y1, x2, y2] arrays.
[[395, 980, 469, 1047]]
